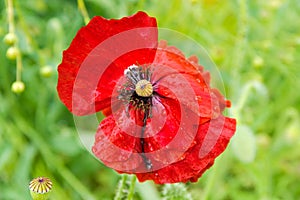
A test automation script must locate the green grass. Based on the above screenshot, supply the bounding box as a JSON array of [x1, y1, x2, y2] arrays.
[[1, 0, 300, 199]]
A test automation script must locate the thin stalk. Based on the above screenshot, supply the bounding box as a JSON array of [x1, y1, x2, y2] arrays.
[[127, 175, 137, 200], [77, 0, 90, 25], [6, 0, 23, 83], [7, 0, 15, 33], [114, 175, 137, 200], [114, 175, 128, 200], [16, 50, 22, 82], [201, 161, 220, 200]]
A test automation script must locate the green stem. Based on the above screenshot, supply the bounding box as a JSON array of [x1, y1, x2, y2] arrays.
[[114, 174, 137, 200], [127, 175, 137, 200], [114, 175, 128, 200], [16, 49, 22, 82], [14, 0, 37, 50], [6, 0, 15, 33], [6, 0, 23, 83], [234, 81, 255, 117], [201, 161, 220, 200], [77, 0, 90, 25], [233, 80, 268, 121]]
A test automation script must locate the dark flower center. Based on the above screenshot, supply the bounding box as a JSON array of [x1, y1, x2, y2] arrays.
[[118, 64, 154, 116], [118, 64, 155, 170]]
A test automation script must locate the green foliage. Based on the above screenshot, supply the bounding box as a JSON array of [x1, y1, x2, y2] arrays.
[[114, 175, 136, 200], [1, 0, 300, 199], [162, 184, 193, 200]]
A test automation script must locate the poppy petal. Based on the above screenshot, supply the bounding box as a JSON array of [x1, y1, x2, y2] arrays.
[[92, 96, 200, 173], [135, 116, 236, 184], [57, 11, 158, 115], [152, 47, 222, 120], [92, 113, 143, 171]]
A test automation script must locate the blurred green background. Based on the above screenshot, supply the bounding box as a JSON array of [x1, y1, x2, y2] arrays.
[[1, 0, 300, 199]]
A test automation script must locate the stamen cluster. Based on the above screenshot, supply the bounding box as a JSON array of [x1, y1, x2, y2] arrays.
[[118, 65, 153, 114]]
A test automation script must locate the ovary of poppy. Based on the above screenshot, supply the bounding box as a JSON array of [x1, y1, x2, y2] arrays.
[[57, 11, 236, 184]]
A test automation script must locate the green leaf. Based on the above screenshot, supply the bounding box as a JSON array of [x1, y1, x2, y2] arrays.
[[0, 144, 14, 171]]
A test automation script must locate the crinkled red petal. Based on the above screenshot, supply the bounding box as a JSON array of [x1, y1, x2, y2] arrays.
[[57, 11, 158, 115], [135, 116, 236, 184], [92, 113, 143, 171], [92, 95, 200, 172], [153, 46, 222, 120]]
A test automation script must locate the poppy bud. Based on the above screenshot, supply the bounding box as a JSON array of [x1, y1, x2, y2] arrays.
[[11, 81, 25, 93], [3, 33, 17, 45], [29, 177, 52, 200], [6, 46, 19, 60]]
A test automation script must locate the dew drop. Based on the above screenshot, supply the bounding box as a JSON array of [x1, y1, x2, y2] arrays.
[[195, 96, 201, 101]]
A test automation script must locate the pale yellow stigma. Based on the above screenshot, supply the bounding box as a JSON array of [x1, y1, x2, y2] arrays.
[[135, 80, 153, 97]]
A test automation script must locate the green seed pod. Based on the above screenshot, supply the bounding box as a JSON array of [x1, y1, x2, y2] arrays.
[[6, 46, 19, 60], [3, 33, 17, 45], [29, 177, 52, 200], [11, 81, 25, 93]]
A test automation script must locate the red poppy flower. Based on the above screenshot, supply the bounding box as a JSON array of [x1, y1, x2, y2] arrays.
[[57, 11, 236, 184]]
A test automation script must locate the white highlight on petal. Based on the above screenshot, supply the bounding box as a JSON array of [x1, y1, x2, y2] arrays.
[[124, 64, 139, 75], [129, 64, 139, 70]]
